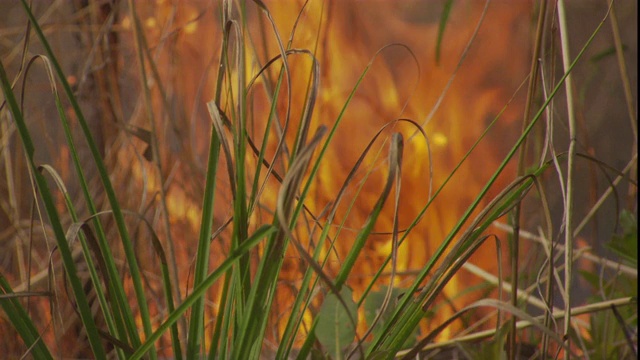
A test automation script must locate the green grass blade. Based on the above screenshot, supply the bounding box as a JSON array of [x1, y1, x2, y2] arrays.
[[435, 0, 454, 65], [130, 224, 276, 360], [207, 269, 232, 360], [186, 117, 222, 357], [126, 212, 184, 360]]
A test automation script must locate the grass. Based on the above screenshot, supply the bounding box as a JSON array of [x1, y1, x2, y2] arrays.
[[0, 0, 636, 359]]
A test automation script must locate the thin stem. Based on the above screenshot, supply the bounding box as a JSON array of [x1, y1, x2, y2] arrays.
[[510, 1, 548, 357], [556, 2, 577, 356]]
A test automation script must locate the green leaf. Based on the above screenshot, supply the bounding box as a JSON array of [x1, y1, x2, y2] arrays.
[[606, 210, 638, 267], [316, 287, 358, 359]]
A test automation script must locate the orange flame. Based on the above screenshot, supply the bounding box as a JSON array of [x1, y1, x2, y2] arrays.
[[137, 0, 532, 350]]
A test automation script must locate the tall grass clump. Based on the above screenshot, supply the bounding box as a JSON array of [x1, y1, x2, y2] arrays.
[[0, 0, 636, 359]]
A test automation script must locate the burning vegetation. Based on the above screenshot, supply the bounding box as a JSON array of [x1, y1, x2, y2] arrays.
[[0, 0, 636, 359]]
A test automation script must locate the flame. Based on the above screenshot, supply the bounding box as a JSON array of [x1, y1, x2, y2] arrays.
[[136, 0, 532, 351]]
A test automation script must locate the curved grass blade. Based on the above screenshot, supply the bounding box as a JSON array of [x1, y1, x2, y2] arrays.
[[284, 45, 420, 360], [291, 130, 404, 360], [38, 162, 129, 357], [334, 133, 403, 290], [23, 52, 138, 351]]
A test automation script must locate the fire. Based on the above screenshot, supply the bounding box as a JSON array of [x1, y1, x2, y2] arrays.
[[132, 0, 534, 347], [0, 0, 533, 357]]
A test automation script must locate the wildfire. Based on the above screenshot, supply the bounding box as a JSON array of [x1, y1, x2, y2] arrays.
[[127, 0, 534, 347], [3, 0, 636, 358]]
